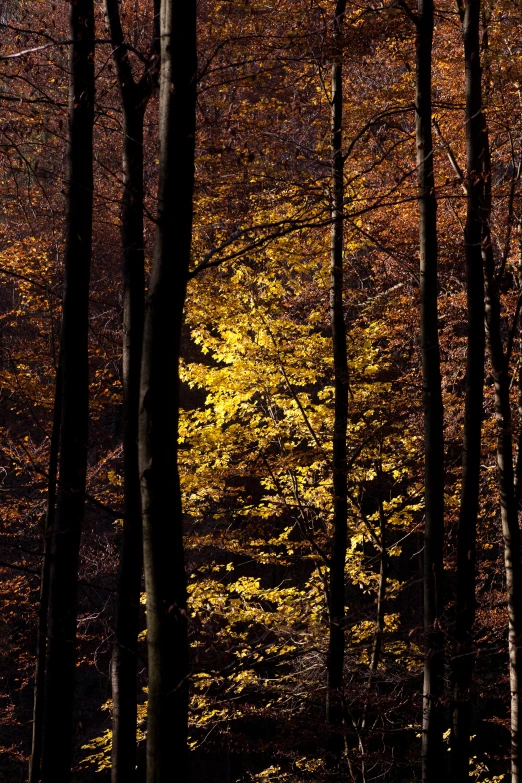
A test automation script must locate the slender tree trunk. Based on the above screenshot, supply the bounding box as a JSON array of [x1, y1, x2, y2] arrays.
[[28, 361, 62, 783], [138, 0, 197, 779], [104, 1, 158, 778], [40, 2, 95, 781], [516, 241, 522, 507], [110, 107, 145, 783], [359, 490, 387, 734], [326, 0, 349, 734], [451, 2, 485, 778], [369, 494, 387, 681], [478, 20, 522, 775], [483, 177, 522, 783], [415, 2, 445, 780], [357, 507, 386, 783], [478, 15, 522, 780], [484, 249, 522, 783]]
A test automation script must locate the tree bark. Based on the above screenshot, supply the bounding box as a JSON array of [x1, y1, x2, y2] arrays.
[[138, 0, 197, 779], [484, 246, 522, 783], [326, 0, 349, 736], [110, 107, 145, 783], [516, 242, 522, 509], [104, 2, 158, 779], [478, 17, 522, 777], [40, 2, 94, 781], [483, 167, 522, 783], [451, 1, 485, 778], [415, 2, 446, 781], [28, 361, 61, 783], [357, 495, 387, 783], [514, 242, 522, 509]]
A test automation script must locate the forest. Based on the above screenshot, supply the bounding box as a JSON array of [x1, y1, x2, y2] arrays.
[[2, 0, 522, 780]]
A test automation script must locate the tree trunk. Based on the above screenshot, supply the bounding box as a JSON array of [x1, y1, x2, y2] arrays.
[[451, 1, 485, 778], [110, 107, 145, 783], [478, 19, 522, 775], [138, 0, 197, 779], [483, 179, 522, 783], [28, 361, 62, 783], [484, 248, 522, 783], [326, 0, 349, 736], [415, 2, 445, 780], [40, 2, 95, 781], [104, 1, 157, 778], [516, 242, 522, 507], [369, 493, 387, 681], [359, 487, 387, 733]]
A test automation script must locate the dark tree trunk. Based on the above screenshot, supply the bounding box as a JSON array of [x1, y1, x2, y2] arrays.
[[483, 185, 522, 783], [28, 361, 62, 783], [451, 2, 485, 779], [40, 2, 95, 781], [110, 107, 145, 783], [357, 494, 387, 783], [415, 2, 445, 780], [516, 246, 522, 508], [484, 247, 522, 783], [110, 109, 145, 782], [326, 0, 349, 735], [478, 19, 522, 774], [360, 488, 387, 728], [104, 1, 157, 779], [138, 0, 197, 779]]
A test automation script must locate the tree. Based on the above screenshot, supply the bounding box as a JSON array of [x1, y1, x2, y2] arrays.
[[28, 361, 61, 783], [326, 0, 349, 741], [40, 0, 95, 781], [103, 0, 158, 779], [138, 0, 197, 778], [480, 13, 522, 776], [451, 0, 485, 778], [415, 0, 445, 779]]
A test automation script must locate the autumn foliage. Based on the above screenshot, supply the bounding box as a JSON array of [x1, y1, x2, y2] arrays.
[[2, 1, 522, 782]]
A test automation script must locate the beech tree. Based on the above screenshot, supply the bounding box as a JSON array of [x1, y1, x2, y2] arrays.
[[103, 0, 158, 778], [28, 362, 61, 783], [414, 0, 445, 779], [326, 0, 349, 739], [451, 0, 485, 778], [480, 15, 522, 778], [138, 0, 197, 779], [39, 1, 95, 781]]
